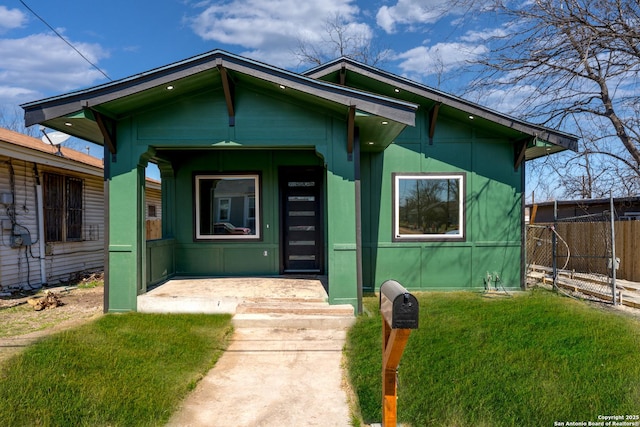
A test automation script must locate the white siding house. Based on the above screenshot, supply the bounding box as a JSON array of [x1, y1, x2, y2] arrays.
[[0, 128, 162, 290]]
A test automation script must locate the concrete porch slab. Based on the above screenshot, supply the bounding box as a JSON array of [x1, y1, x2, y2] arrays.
[[137, 276, 329, 314]]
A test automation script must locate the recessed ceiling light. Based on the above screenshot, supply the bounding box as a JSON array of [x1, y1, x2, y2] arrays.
[[468, 115, 474, 120], [394, 88, 400, 93], [64, 122, 72, 126], [367, 141, 375, 145], [279, 84, 286, 89], [166, 85, 174, 90], [381, 121, 388, 125]]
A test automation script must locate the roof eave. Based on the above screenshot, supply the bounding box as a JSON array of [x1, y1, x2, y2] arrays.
[[306, 58, 579, 153], [22, 50, 418, 135]]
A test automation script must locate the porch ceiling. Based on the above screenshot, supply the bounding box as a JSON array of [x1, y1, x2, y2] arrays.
[[21, 50, 418, 151]]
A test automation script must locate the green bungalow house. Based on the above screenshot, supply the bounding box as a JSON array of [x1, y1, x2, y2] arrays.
[[21, 50, 577, 313]]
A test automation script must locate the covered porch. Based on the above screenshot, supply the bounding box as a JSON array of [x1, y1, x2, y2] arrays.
[[22, 50, 417, 314]]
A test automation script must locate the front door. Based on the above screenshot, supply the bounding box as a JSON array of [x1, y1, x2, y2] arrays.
[[280, 167, 323, 273]]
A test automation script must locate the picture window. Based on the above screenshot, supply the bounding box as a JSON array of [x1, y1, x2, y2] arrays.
[[393, 173, 465, 241], [195, 174, 260, 239]]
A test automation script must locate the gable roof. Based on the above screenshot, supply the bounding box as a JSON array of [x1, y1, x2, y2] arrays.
[[0, 127, 103, 175], [0, 128, 162, 191], [21, 50, 418, 150], [304, 57, 579, 160]]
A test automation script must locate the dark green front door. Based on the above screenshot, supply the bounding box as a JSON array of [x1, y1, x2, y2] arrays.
[[280, 167, 323, 273]]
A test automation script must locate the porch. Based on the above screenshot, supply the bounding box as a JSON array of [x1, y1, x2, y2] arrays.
[[137, 276, 356, 329]]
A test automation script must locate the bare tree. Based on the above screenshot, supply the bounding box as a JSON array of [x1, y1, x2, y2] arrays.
[[467, 0, 640, 198], [294, 13, 390, 67], [0, 106, 38, 136]]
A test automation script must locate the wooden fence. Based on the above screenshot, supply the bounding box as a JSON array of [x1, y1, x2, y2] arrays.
[[146, 219, 162, 240], [528, 221, 640, 282], [615, 221, 640, 282]]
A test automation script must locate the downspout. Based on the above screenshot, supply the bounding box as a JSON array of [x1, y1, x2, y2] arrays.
[[34, 166, 47, 285], [520, 159, 526, 290], [354, 127, 363, 315]]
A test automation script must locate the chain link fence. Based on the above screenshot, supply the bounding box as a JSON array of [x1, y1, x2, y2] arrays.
[[526, 202, 620, 304]]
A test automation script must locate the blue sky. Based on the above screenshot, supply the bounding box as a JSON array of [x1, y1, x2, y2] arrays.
[[0, 0, 530, 181], [3, 1, 636, 202], [1, 0, 500, 108]]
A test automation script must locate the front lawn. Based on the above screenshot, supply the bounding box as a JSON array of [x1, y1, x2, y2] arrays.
[[0, 313, 232, 427], [345, 289, 640, 426]]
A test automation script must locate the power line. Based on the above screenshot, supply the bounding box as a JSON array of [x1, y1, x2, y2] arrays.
[[18, 0, 112, 81]]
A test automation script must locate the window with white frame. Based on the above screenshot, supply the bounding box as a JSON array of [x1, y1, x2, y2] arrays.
[[195, 174, 260, 239], [393, 173, 465, 241]]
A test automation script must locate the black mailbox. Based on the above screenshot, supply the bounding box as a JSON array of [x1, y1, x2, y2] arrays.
[[379, 280, 419, 329]]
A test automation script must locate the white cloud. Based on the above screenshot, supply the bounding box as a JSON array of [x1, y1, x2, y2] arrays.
[[0, 6, 26, 33], [375, 0, 497, 34], [186, 0, 363, 67], [0, 85, 39, 103], [465, 85, 538, 116], [376, 0, 449, 34], [0, 33, 109, 105], [459, 28, 507, 43], [395, 42, 488, 77]]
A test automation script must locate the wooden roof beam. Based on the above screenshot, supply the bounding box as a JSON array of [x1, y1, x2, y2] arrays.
[[514, 137, 531, 171], [339, 64, 347, 86], [217, 64, 236, 127], [347, 105, 355, 159], [428, 102, 441, 145], [92, 109, 117, 155]]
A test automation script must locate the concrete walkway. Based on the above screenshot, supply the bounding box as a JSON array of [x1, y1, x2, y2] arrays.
[[141, 277, 357, 427], [166, 327, 352, 427]]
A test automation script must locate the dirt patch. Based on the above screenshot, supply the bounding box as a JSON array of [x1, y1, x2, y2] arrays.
[[0, 285, 104, 363]]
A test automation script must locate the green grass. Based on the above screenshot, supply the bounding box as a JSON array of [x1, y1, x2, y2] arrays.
[[76, 280, 103, 289], [0, 313, 232, 427], [345, 289, 640, 426]]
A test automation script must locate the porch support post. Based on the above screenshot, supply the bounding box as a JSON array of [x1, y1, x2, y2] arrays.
[[321, 117, 359, 310], [105, 124, 146, 312]]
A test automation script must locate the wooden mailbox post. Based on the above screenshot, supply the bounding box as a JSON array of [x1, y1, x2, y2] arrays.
[[379, 280, 419, 427]]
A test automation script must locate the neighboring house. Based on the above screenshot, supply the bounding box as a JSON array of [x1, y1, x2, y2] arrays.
[[21, 50, 578, 312], [145, 177, 162, 240], [0, 128, 161, 290], [528, 197, 640, 223]]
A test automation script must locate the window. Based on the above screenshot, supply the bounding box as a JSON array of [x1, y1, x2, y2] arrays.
[[217, 198, 230, 222], [148, 205, 157, 218], [195, 174, 260, 239], [44, 173, 83, 242], [393, 173, 465, 241]]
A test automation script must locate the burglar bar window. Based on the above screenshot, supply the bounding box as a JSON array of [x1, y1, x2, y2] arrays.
[[44, 173, 84, 242]]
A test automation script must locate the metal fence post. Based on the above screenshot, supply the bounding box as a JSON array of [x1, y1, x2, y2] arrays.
[[610, 194, 617, 305], [552, 200, 558, 290]]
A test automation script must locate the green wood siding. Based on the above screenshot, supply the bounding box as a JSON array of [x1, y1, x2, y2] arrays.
[[361, 110, 523, 292]]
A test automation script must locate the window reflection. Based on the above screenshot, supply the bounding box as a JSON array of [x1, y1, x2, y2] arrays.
[[394, 174, 464, 240], [196, 175, 259, 239]]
